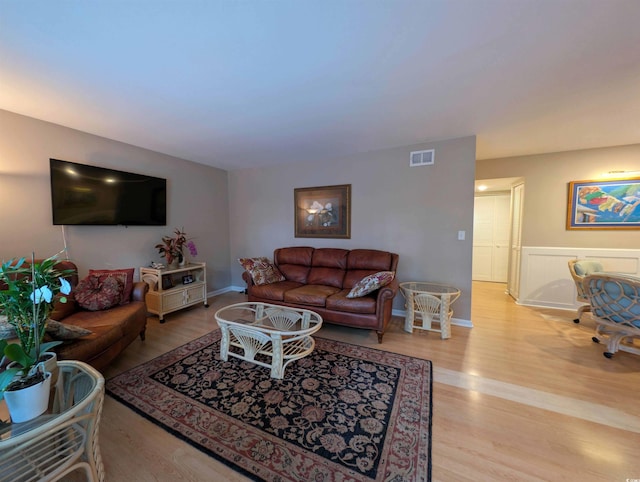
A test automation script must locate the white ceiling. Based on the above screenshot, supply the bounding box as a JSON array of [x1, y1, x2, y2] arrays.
[[2, 0, 640, 171]]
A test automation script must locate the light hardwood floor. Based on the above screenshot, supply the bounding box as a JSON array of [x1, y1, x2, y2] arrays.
[[96, 282, 640, 481]]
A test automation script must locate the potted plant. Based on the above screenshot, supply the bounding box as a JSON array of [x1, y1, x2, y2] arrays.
[[155, 228, 197, 267], [0, 252, 72, 422]]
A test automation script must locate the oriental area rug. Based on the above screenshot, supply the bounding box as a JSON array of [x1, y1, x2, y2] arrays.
[[106, 330, 432, 482]]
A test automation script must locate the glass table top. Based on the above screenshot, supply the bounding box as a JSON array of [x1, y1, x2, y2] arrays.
[[399, 281, 461, 295]]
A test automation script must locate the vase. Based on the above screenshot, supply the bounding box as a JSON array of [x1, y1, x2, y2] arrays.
[[178, 254, 186, 268], [4, 370, 52, 423], [41, 352, 59, 387], [168, 259, 179, 269]]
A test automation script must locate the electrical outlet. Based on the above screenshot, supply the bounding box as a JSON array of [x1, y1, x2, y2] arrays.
[[457, 230, 465, 241]]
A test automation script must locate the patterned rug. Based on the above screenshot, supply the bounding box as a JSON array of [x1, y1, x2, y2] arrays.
[[106, 330, 432, 481]]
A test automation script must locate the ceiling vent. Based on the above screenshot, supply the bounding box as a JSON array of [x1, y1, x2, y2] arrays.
[[409, 149, 435, 167]]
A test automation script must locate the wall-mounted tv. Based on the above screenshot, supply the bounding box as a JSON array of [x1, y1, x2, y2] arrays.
[[50, 159, 167, 226]]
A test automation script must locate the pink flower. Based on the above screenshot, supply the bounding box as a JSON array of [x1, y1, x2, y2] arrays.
[[187, 240, 198, 256]]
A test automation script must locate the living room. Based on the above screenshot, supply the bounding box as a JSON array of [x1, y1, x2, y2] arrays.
[[2, 1, 640, 481]]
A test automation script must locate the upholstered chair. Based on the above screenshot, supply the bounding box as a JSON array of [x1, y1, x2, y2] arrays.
[[567, 259, 603, 323]]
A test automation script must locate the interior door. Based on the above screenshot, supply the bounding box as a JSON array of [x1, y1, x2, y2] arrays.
[[508, 183, 524, 299], [472, 194, 511, 282]]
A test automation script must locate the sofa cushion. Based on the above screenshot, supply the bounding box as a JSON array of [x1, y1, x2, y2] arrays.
[[75, 275, 123, 311], [308, 267, 345, 288], [284, 285, 341, 307], [250, 280, 304, 302], [55, 312, 125, 361], [55, 301, 147, 370], [312, 248, 349, 269], [89, 268, 135, 304], [327, 290, 377, 314], [307, 248, 348, 288], [347, 271, 395, 298], [275, 247, 313, 283], [57, 302, 145, 341], [276, 246, 314, 266], [348, 249, 393, 271], [238, 257, 285, 286]]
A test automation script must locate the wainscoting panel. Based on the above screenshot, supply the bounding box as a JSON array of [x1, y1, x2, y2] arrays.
[[517, 247, 640, 310]]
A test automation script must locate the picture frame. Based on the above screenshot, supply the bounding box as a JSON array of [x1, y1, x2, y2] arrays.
[[182, 274, 194, 285], [294, 184, 351, 238], [161, 276, 174, 290], [567, 177, 640, 230]]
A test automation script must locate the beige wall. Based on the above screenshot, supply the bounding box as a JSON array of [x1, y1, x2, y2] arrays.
[[0, 109, 231, 290], [0, 108, 476, 322], [228, 136, 477, 321], [476, 144, 640, 249]]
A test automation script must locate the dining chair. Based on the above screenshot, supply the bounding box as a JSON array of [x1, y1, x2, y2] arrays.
[[567, 259, 603, 323], [583, 273, 640, 358]]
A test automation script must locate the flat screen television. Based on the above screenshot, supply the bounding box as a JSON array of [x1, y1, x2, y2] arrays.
[[50, 159, 167, 226]]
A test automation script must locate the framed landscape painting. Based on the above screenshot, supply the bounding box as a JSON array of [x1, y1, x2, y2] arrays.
[[294, 184, 351, 238], [567, 177, 640, 230]]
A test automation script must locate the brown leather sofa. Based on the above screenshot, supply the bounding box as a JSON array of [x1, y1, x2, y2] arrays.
[[242, 247, 399, 342], [48, 261, 148, 371]]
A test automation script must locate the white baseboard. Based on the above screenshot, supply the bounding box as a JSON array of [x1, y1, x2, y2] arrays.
[[208, 285, 246, 298], [213, 287, 473, 328]]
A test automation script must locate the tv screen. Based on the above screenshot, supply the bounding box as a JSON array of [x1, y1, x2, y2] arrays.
[[50, 159, 167, 226]]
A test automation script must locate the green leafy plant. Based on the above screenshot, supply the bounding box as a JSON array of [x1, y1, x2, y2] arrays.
[[155, 227, 196, 264], [0, 252, 72, 398]]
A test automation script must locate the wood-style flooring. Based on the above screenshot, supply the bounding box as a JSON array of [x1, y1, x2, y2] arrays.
[[96, 282, 640, 481]]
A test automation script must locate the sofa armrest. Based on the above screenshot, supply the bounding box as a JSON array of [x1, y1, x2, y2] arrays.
[[132, 281, 149, 302], [377, 278, 399, 302], [242, 271, 255, 288], [376, 278, 399, 312], [49, 293, 79, 321]]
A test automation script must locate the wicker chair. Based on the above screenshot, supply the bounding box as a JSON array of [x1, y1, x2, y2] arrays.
[[567, 259, 603, 323], [583, 273, 640, 359]]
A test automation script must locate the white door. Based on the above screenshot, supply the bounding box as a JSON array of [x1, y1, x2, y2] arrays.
[[508, 183, 524, 299], [472, 194, 511, 282]]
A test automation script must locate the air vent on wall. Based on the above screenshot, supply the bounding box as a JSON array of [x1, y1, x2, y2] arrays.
[[409, 149, 435, 167]]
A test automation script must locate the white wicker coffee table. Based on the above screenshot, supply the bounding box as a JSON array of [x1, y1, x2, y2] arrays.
[[214, 302, 323, 379]]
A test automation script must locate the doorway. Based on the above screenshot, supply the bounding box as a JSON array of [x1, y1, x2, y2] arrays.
[[472, 178, 524, 294]]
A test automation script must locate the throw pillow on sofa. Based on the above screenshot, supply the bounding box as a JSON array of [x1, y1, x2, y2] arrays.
[[347, 271, 395, 298], [88, 268, 135, 305], [238, 257, 285, 286], [75, 275, 123, 311], [46, 319, 93, 340]]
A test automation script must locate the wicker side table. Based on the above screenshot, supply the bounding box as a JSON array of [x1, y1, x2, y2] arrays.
[[400, 282, 461, 339], [0, 361, 105, 482]]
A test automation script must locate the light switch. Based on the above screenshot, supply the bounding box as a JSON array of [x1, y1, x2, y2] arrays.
[[457, 230, 465, 241]]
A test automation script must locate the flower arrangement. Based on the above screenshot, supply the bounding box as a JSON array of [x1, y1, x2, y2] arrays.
[[155, 227, 197, 264], [0, 251, 72, 396]]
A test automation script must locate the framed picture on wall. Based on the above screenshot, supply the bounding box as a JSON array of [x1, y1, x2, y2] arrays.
[[294, 184, 351, 238], [567, 177, 640, 230]]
